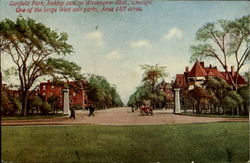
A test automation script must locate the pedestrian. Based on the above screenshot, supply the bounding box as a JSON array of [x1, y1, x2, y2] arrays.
[[88, 104, 95, 117], [131, 105, 134, 112], [69, 107, 76, 119]]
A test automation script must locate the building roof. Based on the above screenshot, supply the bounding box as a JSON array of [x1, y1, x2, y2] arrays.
[[221, 72, 247, 85], [204, 68, 225, 79], [173, 61, 247, 89], [188, 60, 207, 77], [173, 74, 188, 89]]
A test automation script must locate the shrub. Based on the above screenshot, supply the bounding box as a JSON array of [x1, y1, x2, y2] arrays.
[[72, 104, 83, 110], [40, 102, 51, 115], [11, 97, 22, 115], [1, 92, 12, 115]]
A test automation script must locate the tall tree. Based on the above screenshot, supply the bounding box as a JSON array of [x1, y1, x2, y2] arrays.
[[141, 64, 167, 109], [45, 57, 86, 95], [0, 17, 73, 116], [86, 75, 123, 108], [190, 15, 250, 91], [188, 87, 211, 114]]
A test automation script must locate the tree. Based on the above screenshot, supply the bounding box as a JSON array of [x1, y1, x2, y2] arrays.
[[205, 76, 245, 115], [226, 91, 243, 115], [242, 71, 250, 84], [45, 57, 87, 108], [190, 15, 250, 91], [40, 101, 51, 115], [188, 87, 211, 114], [86, 75, 123, 108], [238, 86, 249, 115], [46, 58, 83, 82], [141, 64, 167, 109], [47, 95, 59, 114], [31, 96, 43, 114], [1, 90, 13, 116], [127, 85, 151, 107], [0, 17, 73, 116], [205, 77, 231, 113]]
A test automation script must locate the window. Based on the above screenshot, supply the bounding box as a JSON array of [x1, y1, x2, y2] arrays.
[[43, 93, 46, 96], [52, 85, 54, 89], [43, 85, 46, 90], [73, 92, 76, 96]]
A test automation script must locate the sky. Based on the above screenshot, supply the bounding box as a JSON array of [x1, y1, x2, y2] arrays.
[[1, 1, 249, 103]]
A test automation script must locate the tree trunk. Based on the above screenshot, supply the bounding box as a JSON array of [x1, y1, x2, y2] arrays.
[[53, 103, 56, 114], [197, 101, 200, 114], [236, 106, 239, 115], [21, 94, 28, 116], [192, 102, 195, 114]]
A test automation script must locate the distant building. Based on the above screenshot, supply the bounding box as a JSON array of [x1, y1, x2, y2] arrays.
[[173, 61, 247, 90], [2, 84, 21, 98], [158, 80, 174, 108], [39, 80, 89, 108]]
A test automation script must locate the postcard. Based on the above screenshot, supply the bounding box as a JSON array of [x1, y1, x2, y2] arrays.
[[1, 0, 249, 163]]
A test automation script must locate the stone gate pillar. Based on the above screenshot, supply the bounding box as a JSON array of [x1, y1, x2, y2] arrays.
[[63, 89, 70, 115], [174, 88, 181, 114]]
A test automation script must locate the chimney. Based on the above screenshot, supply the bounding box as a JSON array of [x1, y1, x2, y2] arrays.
[[231, 66, 235, 76], [185, 66, 189, 73], [214, 66, 217, 69], [209, 64, 212, 68], [47, 80, 50, 83], [200, 62, 204, 67]]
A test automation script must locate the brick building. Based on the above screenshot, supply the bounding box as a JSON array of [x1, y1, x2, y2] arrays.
[[39, 80, 89, 108], [158, 80, 174, 108], [173, 61, 247, 90]]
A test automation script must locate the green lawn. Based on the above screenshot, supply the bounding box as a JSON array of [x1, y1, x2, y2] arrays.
[[179, 113, 249, 118], [1, 122, 249, 163], [1, 114, 65, 121]]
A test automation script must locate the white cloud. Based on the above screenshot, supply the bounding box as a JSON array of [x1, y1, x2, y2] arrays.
[[105, 50, 123, 60], [84, 30, 104, 47], [84, 31, 103, 39], [163, 28, 183, 40], [130, 40, 152, 48]]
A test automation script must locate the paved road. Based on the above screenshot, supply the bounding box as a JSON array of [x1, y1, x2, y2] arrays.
[[1, 107, 248, 126]]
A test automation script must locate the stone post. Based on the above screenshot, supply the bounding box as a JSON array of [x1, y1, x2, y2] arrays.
[[63, 89, 70, 115], [174, 88, 181, 114]]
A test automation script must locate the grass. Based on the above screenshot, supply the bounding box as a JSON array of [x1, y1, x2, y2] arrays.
[[1, 114, 65, 121], [1, 122, 249, 163], [180, 112, 249, 118]]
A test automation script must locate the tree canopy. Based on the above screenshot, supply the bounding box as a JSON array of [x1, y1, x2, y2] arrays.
[[128, 64, 167, 109], [0, 17, 73, 116], [141, 64, 168, 89], [190, 15, 250, 91], [86, 75, 123, 108]]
